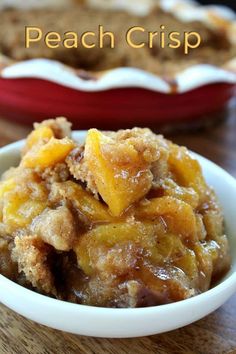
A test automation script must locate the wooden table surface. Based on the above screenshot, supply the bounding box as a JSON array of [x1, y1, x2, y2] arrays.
[[0, 108, 236, 354]]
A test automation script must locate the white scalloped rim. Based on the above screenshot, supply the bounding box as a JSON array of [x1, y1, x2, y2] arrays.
[[0, 0, 236, 93], [2, 59, 236, 94]]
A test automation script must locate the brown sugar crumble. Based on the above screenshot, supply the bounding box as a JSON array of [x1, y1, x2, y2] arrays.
[[0, 3, 235, 78], [0, 118, 231, 307]]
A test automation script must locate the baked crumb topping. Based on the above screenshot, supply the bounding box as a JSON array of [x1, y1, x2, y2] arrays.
[[0, 4, 235, 78], [0, 118, 231, 307]]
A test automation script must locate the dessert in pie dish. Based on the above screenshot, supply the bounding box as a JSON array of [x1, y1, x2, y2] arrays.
[[0, 1, 235, 78], [0, 118, 231, 307], [0, 1, 235, 130]]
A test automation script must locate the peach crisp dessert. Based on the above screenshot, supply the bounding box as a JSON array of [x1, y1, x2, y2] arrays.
[[0, 118, 231, 307]]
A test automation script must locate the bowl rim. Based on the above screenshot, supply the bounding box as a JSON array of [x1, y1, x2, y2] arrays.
[[0, 0, 236, 94], [0, 133, 236, 316]]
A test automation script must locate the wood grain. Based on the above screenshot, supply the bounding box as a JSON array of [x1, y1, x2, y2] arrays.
[[0, 107, 236, 354]]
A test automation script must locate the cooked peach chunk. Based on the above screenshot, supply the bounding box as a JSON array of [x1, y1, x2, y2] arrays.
[[0, 178, 16, 199], [1, 173, 48, 233], [84, 129, 153, 216], [74, 222, 165, 276], [193, 242, 213, 290], [158, 178, 199, 209], [174, 249, 199, 286], [50, 180, 115, 224], [136, 196, 198, 241], [203, 210, 224, 240], [0, 179, 16, 224], [168, 144, 207, 203], [22, 137, 75, 169], [24, 126, 54, 153], [3, 192, 47, 233]]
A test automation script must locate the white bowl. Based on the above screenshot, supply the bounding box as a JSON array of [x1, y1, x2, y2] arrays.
[[0, 131, 236, 338]]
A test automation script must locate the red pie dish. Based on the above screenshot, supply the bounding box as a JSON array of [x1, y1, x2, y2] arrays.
[[0, 0, 235, 129]]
